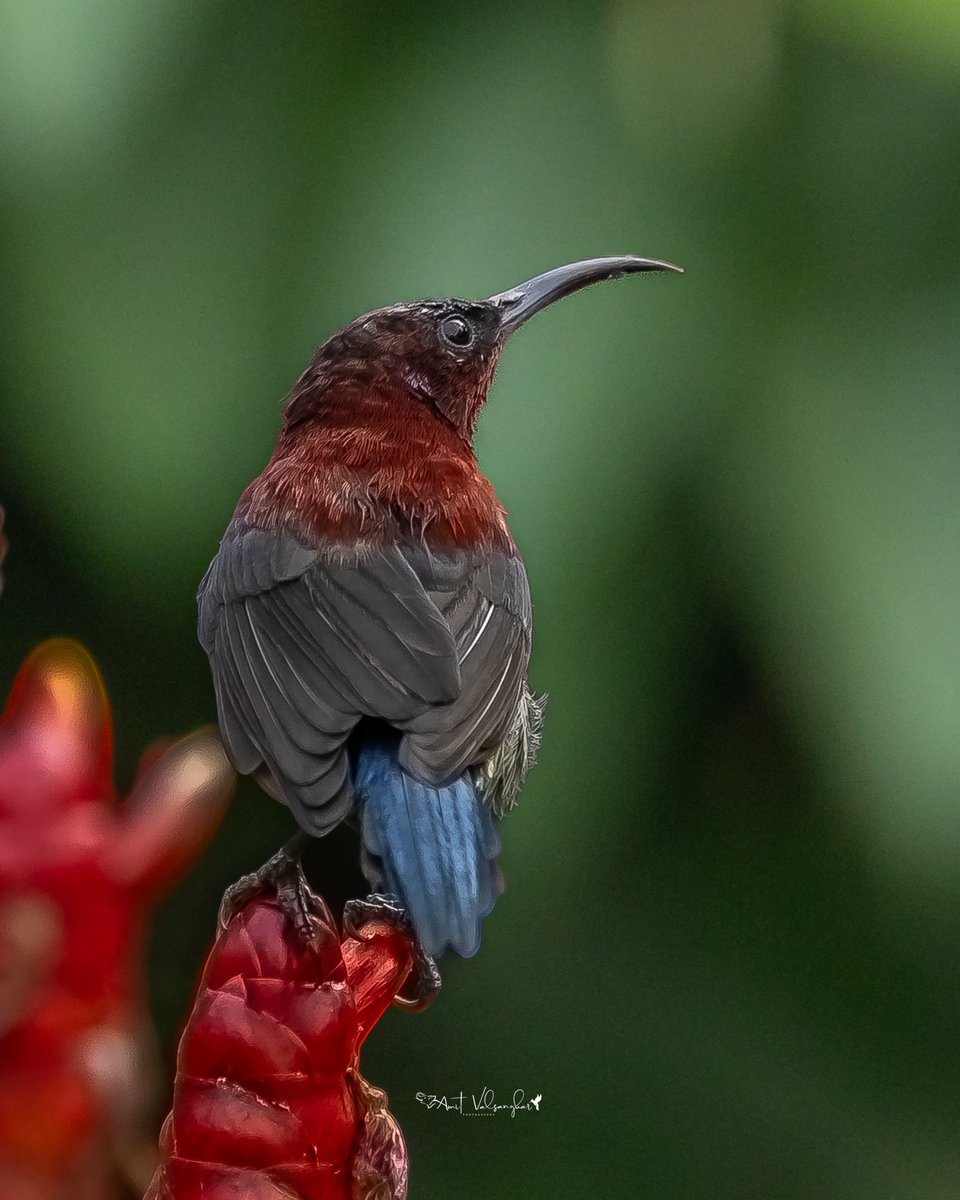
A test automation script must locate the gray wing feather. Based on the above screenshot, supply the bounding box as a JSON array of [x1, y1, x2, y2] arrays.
[[199, 523, 463, 832], [398, 548, 534, 789], [198, 523, 536, 834]]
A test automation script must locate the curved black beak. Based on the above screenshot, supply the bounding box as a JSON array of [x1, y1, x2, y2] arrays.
[[488, 255, 683, 335]]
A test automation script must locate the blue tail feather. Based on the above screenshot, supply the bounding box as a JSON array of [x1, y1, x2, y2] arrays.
[[354, 738, 502, 957]]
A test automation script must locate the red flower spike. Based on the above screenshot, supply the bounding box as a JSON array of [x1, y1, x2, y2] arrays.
[[146, 888, 414, 1200], [0, 639, 235, 1200]]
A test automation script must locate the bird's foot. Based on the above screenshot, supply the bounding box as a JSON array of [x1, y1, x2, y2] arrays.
[[218, 833, 322, 950], [343, 892, 442, 1012]]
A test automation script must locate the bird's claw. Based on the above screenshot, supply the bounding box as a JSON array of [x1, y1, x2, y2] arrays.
[[342, 892, 406, 939], [343, 892, 442, 1012], [217, 871, 264, 932], [218, 843, 324, 953]]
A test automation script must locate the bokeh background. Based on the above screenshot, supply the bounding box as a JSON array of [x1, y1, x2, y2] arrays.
[[1, 2, 959, 1196]]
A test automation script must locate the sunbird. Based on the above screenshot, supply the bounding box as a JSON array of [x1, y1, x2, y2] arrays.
[[198, 255, 681, 984]]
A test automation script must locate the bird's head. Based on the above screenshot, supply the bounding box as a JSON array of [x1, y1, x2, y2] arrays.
[[282, 256, 682, 441]]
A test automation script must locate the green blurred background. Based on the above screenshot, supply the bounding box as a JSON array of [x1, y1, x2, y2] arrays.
[[2, 2, 959, 1195]]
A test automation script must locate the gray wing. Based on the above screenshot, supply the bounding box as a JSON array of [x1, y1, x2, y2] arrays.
[[198, 523, 460, 832], [398, 545, 535, 800], [197, 524, 535, 834]]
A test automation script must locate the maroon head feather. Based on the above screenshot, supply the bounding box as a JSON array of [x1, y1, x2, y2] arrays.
[[237, 256, 682, 549]]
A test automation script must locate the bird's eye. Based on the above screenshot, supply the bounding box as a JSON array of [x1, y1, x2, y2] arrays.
[[440, 315, 474, 348]]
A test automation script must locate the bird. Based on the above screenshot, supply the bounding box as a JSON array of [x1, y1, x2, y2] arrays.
[[197, 255, 682, 985]]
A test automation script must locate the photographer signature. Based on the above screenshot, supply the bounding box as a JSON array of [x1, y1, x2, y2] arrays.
[[415, 1088, 542, 1117]]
